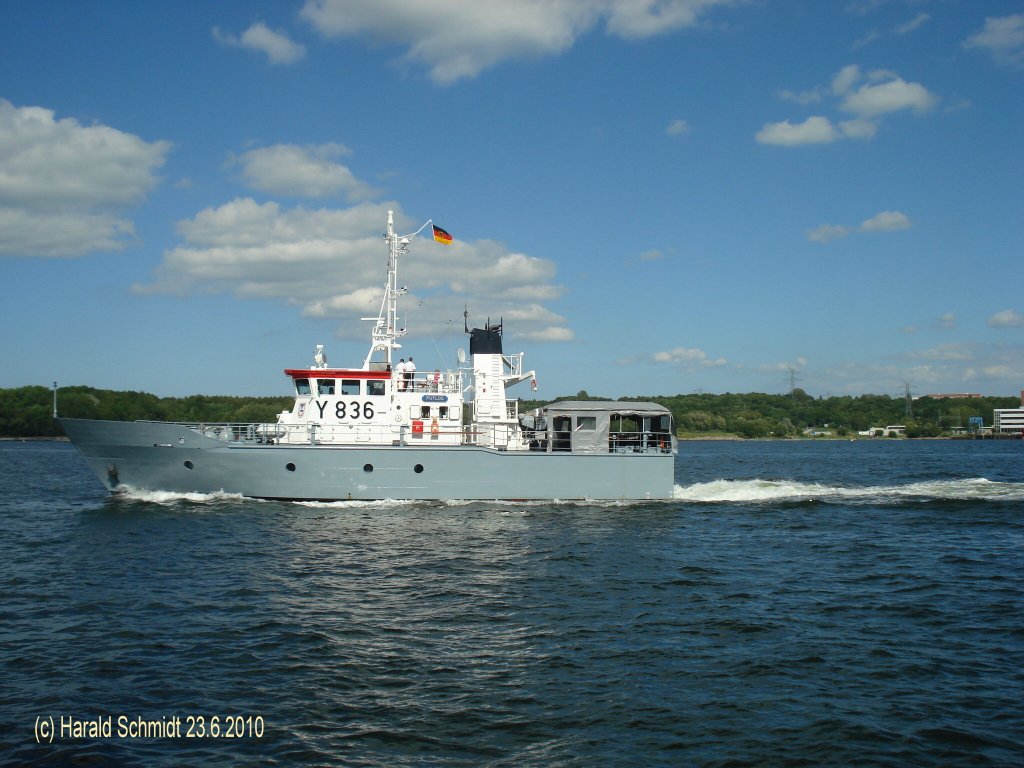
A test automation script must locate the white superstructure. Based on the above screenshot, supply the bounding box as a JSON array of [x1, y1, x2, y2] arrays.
[[269, 210, 537, 452]]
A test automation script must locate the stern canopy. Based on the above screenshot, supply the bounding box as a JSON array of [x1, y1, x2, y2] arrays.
[[538, 401, 676, 455]]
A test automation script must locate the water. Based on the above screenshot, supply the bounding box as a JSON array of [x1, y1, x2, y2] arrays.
[[1, 439, 1022, 766]]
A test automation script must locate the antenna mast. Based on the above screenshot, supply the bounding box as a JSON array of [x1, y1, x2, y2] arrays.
[[363, 210, 409, 369], [361, 211, 438, 369]]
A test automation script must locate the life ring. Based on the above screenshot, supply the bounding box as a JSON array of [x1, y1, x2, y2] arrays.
[[430, 418, 439, 435]]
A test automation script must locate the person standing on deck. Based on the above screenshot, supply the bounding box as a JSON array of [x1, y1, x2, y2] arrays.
[[396, 358, 407, 391], [406, 356, 416, 390]]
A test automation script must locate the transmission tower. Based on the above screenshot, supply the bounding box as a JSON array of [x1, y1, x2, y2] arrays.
[[787, 367, 801, 396]]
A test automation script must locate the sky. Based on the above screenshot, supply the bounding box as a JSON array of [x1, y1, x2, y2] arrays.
[[1, 0, 1022, 400]]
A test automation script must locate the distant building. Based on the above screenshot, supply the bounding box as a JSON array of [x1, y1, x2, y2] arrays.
[[993, 391, 1024, 435], [858, 425, 907, 437], [925, 393, 982, 399]]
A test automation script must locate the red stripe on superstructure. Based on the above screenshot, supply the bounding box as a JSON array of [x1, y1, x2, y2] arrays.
[[284, 369, 391, 380]]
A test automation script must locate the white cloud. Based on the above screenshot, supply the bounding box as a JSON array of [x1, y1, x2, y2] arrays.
[[232, 144, 378, 200], [906, 344, 973, 362], [760, 357, 807, 373], [824, 340, 1024, 395], [808, 210, 910, 244], [666, 118, 690, 136], [300, 0, 731, 84], [755, 116, 838, 146], [0, 100, 170, 257], [837, 118, 877, 139], [0, 208, 137, 258], [895, 13, 930, 35], [652, 347, 727, 367], [964, 365, 1019, 382], [779, 88, 823, 105], [855, 13, 930, 48], [606, 0, 729, 39], [858, 210, 911, 232], [840, 77, 937, 119], [935, 312, 956, 330], [988, 309, 1024, 328], [760, 65, 937, 147], [806, 224, 850, 243], [213, 22, 306, 65], [852, 30, 881, 50], [964, 14, 1024, 67], [522, 326, 575, 343], [831, 64, 861, 96], [137, 199, 573, 343]]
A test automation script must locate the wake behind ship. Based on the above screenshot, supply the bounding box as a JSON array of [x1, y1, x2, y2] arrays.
[[60, 212, 676, 500]]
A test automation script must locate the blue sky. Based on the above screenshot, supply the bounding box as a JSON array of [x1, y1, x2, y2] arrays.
[[1, 1, 1022, 399]]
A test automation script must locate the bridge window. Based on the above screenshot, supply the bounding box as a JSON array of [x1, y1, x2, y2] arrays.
[[295, 378, 311, 395], [419, 406, 431, 418], [576, 416, 596, 431], [317, 379, 335, 395], [341, 379, 360, 396], [367, 380, 385, 396], [439, 406, 449, 420]]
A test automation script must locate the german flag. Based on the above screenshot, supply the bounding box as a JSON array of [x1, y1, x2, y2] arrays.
[[432, 225, 453, 245]]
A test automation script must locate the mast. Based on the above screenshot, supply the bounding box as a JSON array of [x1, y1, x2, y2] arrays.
[[362, 209, 409, 369]]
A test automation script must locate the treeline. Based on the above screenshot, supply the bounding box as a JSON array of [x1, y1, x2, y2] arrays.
[[522, 389, 1020, 439], [0, 385, 1018, 439], [1, 386, 291, 437]]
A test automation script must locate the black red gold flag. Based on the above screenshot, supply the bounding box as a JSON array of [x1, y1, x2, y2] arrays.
[[432, 225, 453, 245]]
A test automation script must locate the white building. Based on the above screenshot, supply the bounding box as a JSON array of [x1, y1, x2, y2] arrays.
[[993, 391, 1024, 434]]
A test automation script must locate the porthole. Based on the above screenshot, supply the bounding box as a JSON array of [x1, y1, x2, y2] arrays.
[[363, 464, 374, 473], [184, 460, 193, 470], [286, 463, 296, 472], [414, 464, 424, 474]]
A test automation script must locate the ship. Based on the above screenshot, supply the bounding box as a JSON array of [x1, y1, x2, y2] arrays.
[[59, 211, 677, 501]]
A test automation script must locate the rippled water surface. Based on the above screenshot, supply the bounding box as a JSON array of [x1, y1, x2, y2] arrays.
[[2, 439, 1022, 766]]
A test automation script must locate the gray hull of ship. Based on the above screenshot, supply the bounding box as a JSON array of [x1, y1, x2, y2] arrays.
[[59, 418, 675, 501]]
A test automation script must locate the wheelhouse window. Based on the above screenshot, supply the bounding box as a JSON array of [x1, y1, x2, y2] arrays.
[[295, 378, 311, 396], [341, 379, 360, 396], [367, 380, 385, 396], [318, 379, 335, 395], [576, 416, 597, 431]]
